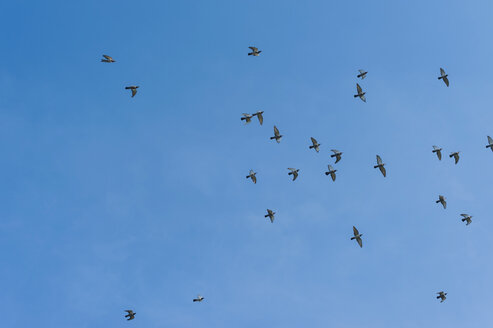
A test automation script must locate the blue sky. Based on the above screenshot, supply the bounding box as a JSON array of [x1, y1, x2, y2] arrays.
[[1, 0, 493, 327]]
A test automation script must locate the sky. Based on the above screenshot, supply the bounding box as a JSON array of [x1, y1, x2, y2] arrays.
[[1, 0, 493, 327]]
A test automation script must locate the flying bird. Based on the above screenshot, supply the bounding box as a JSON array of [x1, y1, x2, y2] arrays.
[[125, 86, 139, 97], [486, 136, 493, 151], [265, 209, 275, 223], [357, 69, 368, 79], [309, 137, 321, 152], [436, 291, 447, 303], [374, 155, 386, 177], [351, 226, 363, 248], [253, 111, 264, 125], [432, 146, 442, 160], [287, 168, 299, 181], [193, 295, 204, 302], [248, 46, 261, 56], [436, 195, 447, 209], [246, 170, 257, 184], [331, 149, 343, 163], [449, 151, 460, 164], [270, 126, 282, 143], [460, 214, 472, 226], [241, 113, 253, 124], [124, 310, 136, 321], [101, 54, 116, 63], [354, 83, 366, 102], [438, 68, 449, 87], [325, 165, 337, 181]]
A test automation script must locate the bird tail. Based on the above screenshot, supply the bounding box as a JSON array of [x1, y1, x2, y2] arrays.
[[373, 165, 378, 168], [248, 53, 253, 56], [436, 200, 440, 203], [309, 145, 314, 149], [193, 299, 198, 302], [461, 218, 466, 222], [264, 215, 269, 218], [270, 137, 275, 140], [325, 172, 329, 175], [353, 95, 358, 98], [438, 77, 442, 80], [350, 237, 355, 240]]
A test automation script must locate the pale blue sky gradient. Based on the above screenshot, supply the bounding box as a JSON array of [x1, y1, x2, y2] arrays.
[[1, 1, 493, 327]]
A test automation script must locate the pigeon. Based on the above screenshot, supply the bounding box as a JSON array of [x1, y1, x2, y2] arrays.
[[287, 168, 299, 181], [248, 46, 261, 56], [374, 155, 386, 177], [331, 149, 343, 163], [125, 86, 139, 97], [436, 291, 447, 303], [270, 126, 282, 143], [486, 136, 493, 151], [354, 83, 366, 102], [449, 151, 460, 164], [246, 170, 257, 184], [193, 295, 204, 302], [101, 54, 116, 63], [241, 113, 253, 124], [357, 69, 368, 79], [436, 195, 447, 209], [325, 165, 337, 181], [351, 226, 363, 248], [265, 209, 275, 223], [124, 310, 136, 321], [460, 214, 472, 225], [432, 146, 442, 160], [438, 68, 449, 87], [309, 137, 321, 152], [253, 111, 264, 125]]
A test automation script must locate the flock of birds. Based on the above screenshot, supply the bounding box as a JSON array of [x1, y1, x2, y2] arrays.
[[99, 47, 493, 320]]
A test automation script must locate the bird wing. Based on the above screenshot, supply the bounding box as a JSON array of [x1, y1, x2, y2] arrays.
[[274, 126, 280, 136], [257, 113, 263, 125], [331, 149, 339, 154], [353, 226, 359, 235], [252, 175, 256, 184], [335, 154, 341, 163], [288, 168, 295, 172], [376, 155, 382, 165], [437, 150, 442, 160], [488, 136, 493, 144], [330, 171, 336, 181], [249, 46, 258, 51], [357, 237, 363, 248], [460, 214, 468, 217], [443, 76, 449, 87], [328, 165, 334, 171], [131, 88, 137, 97], [311, 137, 317, 146], [125, 310, 134, 314], [103, 55, 112, 60], [380, 166, 386, 177], [356, 83, 362, 93], [360, 94, 366, 102], [293, 171, 298, 180], [440, 68, 446, 76], [358, 69, 365, 74]]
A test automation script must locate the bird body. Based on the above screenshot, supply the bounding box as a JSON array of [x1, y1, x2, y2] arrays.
[[460, 214, 472, 225], [125, 86, 139, 97], [486, 136, 493, 151], [248, 46, 261, 56], [325, 165, 337, 181], [437, 291, 447, 302], [331, 149, 343, 163], [309, 137, 320, 152], [265, 209, 275, 223], [432, 146, 442, 160], [241, 113, 253, 124], [351, 226, 363, 248], [287, 168, 299, 181], [193, 295, 204, 302], [246, 170, 257, 184], [101, 54, 116, 63], [124, 310, 136, 321], [270, 126, 282, 143], [436, 195, 447, 209], [449, 151, 460, 164], [354, 83, 366, 102], [357, 69, 368, 79], [438, 68, 449, 87], [374, 155, 386, 177]]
